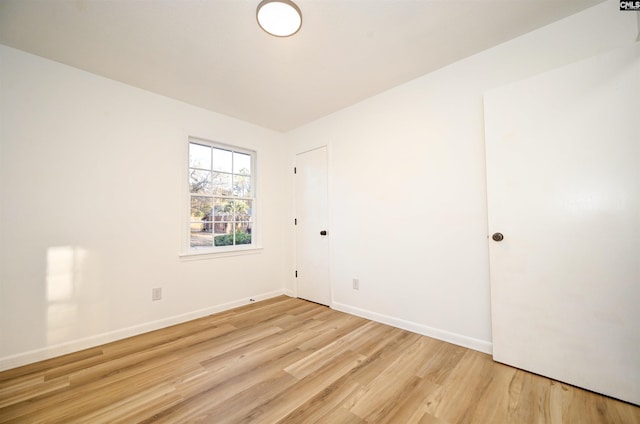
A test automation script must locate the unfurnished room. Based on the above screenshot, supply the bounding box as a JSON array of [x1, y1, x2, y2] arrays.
[[0, 0, 639, 422]]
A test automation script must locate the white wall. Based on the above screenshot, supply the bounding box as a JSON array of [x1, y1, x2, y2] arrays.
[[287, 1, 637, 353], [0, 46, 289, 370]]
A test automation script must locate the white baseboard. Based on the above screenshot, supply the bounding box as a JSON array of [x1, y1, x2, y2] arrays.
[[332, 301, 493, 355], [1, 292, 491, 372], [0, 289, 285, 372]]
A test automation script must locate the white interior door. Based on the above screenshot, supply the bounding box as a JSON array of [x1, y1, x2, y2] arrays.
[[485, 43, 640, 405], [295, 146, 330, 305]]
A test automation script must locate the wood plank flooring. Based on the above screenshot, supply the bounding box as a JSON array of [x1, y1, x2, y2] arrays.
[[1, 296, 638, 423]]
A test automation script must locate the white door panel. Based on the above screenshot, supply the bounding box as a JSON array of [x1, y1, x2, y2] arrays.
[[295, 147, 330, 305], [485, 43, 639, 404]]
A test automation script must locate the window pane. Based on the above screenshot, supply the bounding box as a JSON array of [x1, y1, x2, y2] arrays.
[[213, 221, 230, 235], [236, 222, 253, 245], [190, 227, 213, 248], [213, 221, 232, 246], [212, 148, 232, 172], [232, 199, 252, 221], [189, 143, 211, 169], [233, 152, 251, 175], [189, 170, 212, 194], [190, 196, 212, 221], [233, 175, 252, 197], [214, 234, 231, 246], [214, 198, 233, 222], [212, 172, 232, 195]]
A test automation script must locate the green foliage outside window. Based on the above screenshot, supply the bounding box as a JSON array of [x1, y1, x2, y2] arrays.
[[214, 231, 252, 246]]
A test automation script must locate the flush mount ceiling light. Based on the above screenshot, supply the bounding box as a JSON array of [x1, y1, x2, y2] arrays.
[[256, 0, 302, 37]]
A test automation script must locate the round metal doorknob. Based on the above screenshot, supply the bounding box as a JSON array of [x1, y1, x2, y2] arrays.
[[492, 232, 504, 242]]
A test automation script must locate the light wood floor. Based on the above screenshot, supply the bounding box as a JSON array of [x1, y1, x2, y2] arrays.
[[1, 296, 638, 423]]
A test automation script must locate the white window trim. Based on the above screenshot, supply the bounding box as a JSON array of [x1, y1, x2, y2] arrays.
[[179, 245, 263, 261], [180, 137, 261, 259]]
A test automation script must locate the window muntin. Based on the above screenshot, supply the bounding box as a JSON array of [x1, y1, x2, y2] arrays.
[[188, 140, 254, 250]]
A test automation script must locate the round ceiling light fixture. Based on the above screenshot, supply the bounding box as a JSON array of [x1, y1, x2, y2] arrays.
[[256, 0, 302, 37]]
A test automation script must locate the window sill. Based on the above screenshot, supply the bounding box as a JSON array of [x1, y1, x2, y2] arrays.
[[179, 246, 263, 261]]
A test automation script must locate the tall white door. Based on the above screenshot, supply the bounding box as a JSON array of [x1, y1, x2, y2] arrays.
[[485, 44, 640, 405], [295, 146, 330, 305]]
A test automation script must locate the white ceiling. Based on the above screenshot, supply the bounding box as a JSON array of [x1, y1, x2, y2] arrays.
[[0, 0, 603, 132]]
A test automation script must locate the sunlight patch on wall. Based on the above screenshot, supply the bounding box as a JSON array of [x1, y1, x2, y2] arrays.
[[46, 246, 85, 345]]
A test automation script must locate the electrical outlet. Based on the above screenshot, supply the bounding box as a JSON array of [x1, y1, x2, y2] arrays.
[[352, 278, 359, 290], [152, 288, 162, 301]]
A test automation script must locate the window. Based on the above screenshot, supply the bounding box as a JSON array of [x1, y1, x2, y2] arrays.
[[188, 139, 255, 251]]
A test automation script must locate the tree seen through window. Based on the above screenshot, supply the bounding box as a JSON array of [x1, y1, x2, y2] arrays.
[[188, 141, 254, 248]]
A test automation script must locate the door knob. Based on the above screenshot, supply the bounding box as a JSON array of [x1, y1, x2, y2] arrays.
[[492, 232, 504, 242], [320, 230, 327, 236]]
